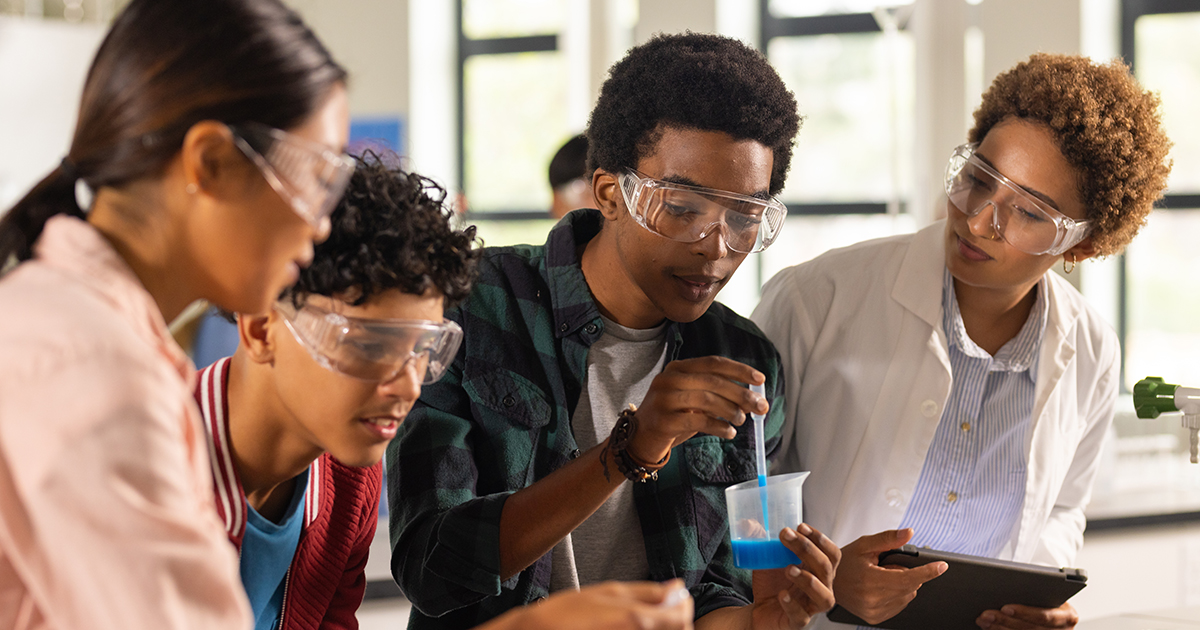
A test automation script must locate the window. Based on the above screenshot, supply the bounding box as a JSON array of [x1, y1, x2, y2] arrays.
[[714, 1, 916, 317], [1120, 0, 1200, 390], [455, 0, 590, 247], [458, 0, 570, 219]]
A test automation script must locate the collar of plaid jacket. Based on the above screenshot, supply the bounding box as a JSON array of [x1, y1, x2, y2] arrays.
[[544, 208, 688, 344]]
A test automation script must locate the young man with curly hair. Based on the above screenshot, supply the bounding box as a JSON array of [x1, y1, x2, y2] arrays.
[[191, 155, 478, 629], [196, 155, 696, 630], [389, 33, 840, 630], [752, 54, 1172, 630]]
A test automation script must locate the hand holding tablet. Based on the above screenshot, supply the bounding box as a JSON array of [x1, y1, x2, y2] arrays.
[[827, 544, 1087, 630]]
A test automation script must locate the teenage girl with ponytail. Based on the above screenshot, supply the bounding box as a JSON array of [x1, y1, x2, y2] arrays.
[[0, 0, 351, 627]]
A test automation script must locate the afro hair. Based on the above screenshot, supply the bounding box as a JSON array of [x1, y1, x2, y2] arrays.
[[970, 53, 1172, 256], [587, 32, 801, 196]]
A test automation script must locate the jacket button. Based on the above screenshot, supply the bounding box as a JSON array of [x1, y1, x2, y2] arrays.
[[502, 395, 516, 407], [585, 323, 598, 334], [885, 488, 904, 508], [559, 323, 569, 333], [946, 491, 958, 503], [571, 448, 581, 459], [919, 400, 939, 418]]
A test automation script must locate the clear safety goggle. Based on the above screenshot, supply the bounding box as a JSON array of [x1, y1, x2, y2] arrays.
[[276, 300, 463, 385], [944, 143, 1089, 256], [618, 169, 787, 254], [229, 122, 355, 232]]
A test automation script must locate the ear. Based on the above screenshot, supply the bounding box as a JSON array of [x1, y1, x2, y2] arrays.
[[1064, 236, 1097, 264], [237, 311, 277, 365], [179, 120, 251, 199], [592, 169, 624, 222]]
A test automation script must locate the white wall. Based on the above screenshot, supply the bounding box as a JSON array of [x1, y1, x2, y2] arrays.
[[286, 0, 408, 118], [0, 17, 106, 213]]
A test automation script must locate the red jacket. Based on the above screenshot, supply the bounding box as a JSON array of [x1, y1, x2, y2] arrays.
[[195, 357, 381, 630]]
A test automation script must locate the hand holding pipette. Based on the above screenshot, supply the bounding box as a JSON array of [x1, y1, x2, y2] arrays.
[[625, 356, 768, 466]]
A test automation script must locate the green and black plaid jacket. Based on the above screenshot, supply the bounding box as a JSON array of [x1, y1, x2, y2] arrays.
[[386, 209, 785, 629]]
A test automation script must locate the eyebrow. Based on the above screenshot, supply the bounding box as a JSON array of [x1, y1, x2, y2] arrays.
[[659, 174, 772, 201], [973, 153, 1060, 210]]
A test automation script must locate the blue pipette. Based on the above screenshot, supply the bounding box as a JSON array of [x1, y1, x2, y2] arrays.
[[750, 383, 769, 536]]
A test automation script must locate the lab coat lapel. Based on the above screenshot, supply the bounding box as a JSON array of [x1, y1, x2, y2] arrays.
[[832, 222, 954, 541], [1015, 273, 1080, 560]]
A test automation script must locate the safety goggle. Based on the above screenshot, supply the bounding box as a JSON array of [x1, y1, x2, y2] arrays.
[[618, 169, 787, 254], [944, 144, 1089, 256], [229, 122, 355, 232], [276, 300, 463, 385]]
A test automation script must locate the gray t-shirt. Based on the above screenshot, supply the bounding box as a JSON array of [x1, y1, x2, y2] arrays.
[[548, 315, 668, 591]]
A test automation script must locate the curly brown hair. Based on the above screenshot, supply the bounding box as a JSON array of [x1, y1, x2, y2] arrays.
[[970, 53, 1172, 256]]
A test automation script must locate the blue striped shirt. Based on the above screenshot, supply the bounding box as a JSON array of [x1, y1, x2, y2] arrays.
[[898, 269, 1047, 558]]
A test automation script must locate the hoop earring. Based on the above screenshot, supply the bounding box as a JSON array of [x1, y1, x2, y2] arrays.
[[1063, 253, 1076, 274]]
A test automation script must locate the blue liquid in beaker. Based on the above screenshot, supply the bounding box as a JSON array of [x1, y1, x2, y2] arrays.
[[731, 539, 801, 570]]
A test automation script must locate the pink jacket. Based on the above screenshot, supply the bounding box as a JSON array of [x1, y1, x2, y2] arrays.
[[197, 357, 381, 630], [0, 216, 251, 629]]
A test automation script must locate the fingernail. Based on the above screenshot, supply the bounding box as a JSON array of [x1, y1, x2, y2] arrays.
[[981, 612, 995, 622], [797, 522, 813, 536], [787, 566, 801, 577], [1001, 606, 1015, 616], [781, 528, 797, 541], [936, 562, 948, 574], [780, 591, 791, 604]]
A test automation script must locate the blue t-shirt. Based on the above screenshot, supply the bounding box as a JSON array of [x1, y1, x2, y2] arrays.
[[241, 468, 309, 630]]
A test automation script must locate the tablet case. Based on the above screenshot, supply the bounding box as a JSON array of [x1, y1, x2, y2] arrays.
[[826, 545, 1087, 630]]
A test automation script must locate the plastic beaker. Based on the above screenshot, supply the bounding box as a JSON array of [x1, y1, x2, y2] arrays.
[[725, 471, 810, 570]]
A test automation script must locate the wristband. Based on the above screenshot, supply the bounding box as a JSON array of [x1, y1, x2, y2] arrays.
[[602, 404, 670, 483]]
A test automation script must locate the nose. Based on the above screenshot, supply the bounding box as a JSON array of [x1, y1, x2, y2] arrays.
[[966, 201, 999, 239], [690, 222, 730, 260], [377, 357, 422, 403]]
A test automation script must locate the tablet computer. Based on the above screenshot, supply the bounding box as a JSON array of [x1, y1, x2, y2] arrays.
[[826, 545, 1087, 630]]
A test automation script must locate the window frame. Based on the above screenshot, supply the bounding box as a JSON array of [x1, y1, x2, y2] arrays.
[[757, 2, 907, 216], [456, 0, 561, 221], [1117, 0, 1200, 388]]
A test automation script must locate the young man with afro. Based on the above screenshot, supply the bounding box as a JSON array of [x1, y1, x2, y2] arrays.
[[389, 33, 840, 630], [194, 155, 694, 630], [752, 54, 1172, 630]]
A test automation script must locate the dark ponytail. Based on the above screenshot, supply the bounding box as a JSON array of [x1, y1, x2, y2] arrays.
[[0, 162, 85, 263], [0, 0, 346, 266]]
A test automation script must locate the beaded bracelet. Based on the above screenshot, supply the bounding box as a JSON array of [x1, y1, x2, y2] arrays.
[[602, 404, 670, 483]]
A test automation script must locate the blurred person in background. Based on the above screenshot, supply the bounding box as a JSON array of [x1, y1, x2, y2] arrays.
[[549, 133, 593, 220], [390, 32, 839, 630], [753, 53, 1172, 630], [0, 0, 351, 627]]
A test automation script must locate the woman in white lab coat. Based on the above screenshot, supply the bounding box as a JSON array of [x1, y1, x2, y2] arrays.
[[752, 53, 1171, 630]]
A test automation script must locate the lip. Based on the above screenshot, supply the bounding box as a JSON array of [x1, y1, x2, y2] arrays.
[[955, 234, 994, 262], [672, 273, 724, 302], [358, 415, 403, 441]]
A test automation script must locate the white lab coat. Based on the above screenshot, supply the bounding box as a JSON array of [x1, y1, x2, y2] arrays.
[[751, 221, 1118, 569]]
